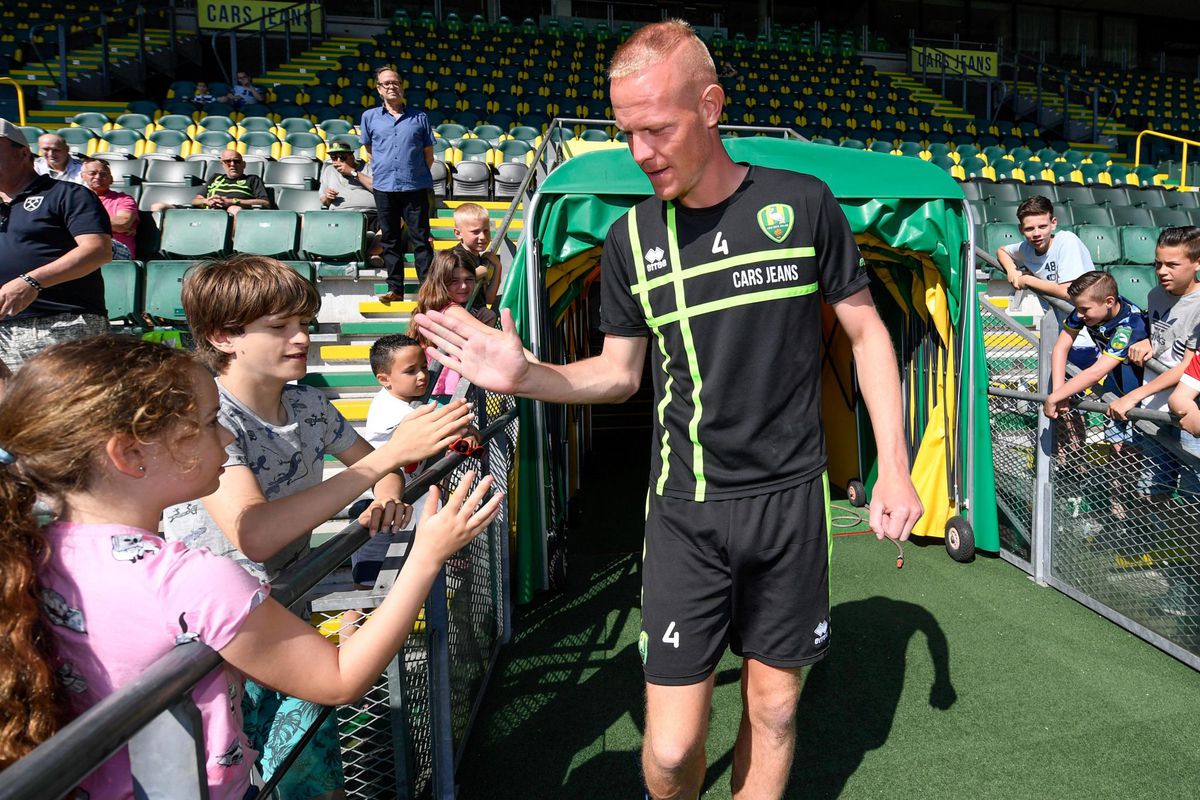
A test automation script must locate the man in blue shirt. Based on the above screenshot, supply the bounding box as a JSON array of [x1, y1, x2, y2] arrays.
[[360, 67, 435, 301], [0, 119, 111, 383]]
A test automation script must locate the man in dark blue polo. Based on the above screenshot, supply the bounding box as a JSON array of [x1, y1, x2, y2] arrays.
[[361, 66, 435, 302], [0, 119, 111, 383]]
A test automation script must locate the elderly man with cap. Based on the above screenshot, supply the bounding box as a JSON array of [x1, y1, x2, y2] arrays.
[[34, 133, 84, 183], [0, 120, 111, 383], [319, 141, 376, 220]]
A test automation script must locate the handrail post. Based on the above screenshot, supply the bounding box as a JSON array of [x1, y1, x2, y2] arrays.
[[57, 23, 69, 98], [284, 15, 292, 62], [136, 7, 146, 83], [1183, 142, 1190, 192], [1092, 87, 1099, 143], [305, 3, 312, 50], [169, 0, 177, 55], [260, 17, 268, 76]]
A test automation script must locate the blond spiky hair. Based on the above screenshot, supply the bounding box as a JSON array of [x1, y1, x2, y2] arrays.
[[608, 19, 717, 87]]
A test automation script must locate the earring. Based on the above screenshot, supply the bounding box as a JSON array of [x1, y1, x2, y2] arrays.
[[138, 466, 146, 473]]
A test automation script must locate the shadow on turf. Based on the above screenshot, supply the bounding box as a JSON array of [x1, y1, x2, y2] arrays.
[[704, 595, 957, 798]]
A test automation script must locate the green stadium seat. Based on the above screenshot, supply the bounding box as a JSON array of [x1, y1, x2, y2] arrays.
[[71, 112, 110, 134], [238, 116, 276, 133], [277, 117, 316, 136], [280, 261, 317, 283], [473, 124, 507, 146], [232, 210, 300, 259], [283, 132, 324, 160], [274, 188, 323, 212], [193, 116, 236, 136], [264, 160, 320, 188], [143, 130, 189, 159], [238, 131, 282, 159], [193, 131, 236, 157], [1056, 185, 1094, 206], [1071, 205, 1114, 226], [159, 209, 230, 258], [102, 260, 143, 323], [1151, 207, 1192, 228], [97, 129, 145, 157], [495, 139, 533, 163], [1075, 225, 1122, 266], [457, 138, 492, 162], [1108, 264, 1155, 309], [300, 211, 366, 263], [1110, 206, 1155, 227], [318, 119, 354, 137], [1120, 226, 1161, 265], [983, 222, 1023, 253], [143, 261, 193, 323], [115, 114, 154, 135], [105, 158, 146, 187], [59, 127, 98, 156], [509, 125, 541, 145], [1169, 192, 1200, 210]]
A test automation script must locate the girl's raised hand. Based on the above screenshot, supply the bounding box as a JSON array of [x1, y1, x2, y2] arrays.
[[411, 472, 504, 565]]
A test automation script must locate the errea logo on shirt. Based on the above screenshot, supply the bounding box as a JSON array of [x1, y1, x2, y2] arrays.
[[644, 246, 668, 272], [23, 196, 43, 212]]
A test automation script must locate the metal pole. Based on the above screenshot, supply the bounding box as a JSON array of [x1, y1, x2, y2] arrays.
[[1092, 87, 1099, 143], [259, 17, 267, 77], [57, 23, 68, 98], [136, 8, 145, 82], [228, 31, 238, 88], [306, 3, 313, 50], [426, 570, 455, 800], [169, 0, 177, 56], [100, 15, 109, 87], [1031, 312, 1056, 586], [284, 15, 292, 62]]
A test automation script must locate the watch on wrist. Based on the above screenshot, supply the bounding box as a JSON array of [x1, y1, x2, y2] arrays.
[[350, 169, 359, 179]]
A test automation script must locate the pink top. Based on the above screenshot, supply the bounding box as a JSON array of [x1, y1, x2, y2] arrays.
[[98, 190, 138, 258], [40, 522, 269, 799], [431, 302, 462, 396]]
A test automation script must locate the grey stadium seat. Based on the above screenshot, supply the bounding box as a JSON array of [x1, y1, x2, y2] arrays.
[[452, 161, 491, 198], [494, 162, 530, 199]]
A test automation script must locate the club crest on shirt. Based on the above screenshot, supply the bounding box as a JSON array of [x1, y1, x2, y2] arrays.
[[757, 203, 794, 243], [23, 196, 44, 212]]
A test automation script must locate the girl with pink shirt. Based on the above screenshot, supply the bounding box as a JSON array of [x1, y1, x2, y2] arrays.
[[0, 336, 502, 798], [409, 248, 497, 398]]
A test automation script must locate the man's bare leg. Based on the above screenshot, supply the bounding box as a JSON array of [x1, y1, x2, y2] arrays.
[[643, 674, 715, 800], [730, 659, 804, 799]]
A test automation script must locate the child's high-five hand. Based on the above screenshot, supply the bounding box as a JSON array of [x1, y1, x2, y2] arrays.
[[410, 473, 504, 565], [383, 400, 472, 466]]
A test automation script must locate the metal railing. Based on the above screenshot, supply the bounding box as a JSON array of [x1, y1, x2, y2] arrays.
[[977, 268, 1200, 670], [0, 77, 27, 125], [1133, 129, 1200, 191], [998, 49, 1119, 143], [209, 0, 321, 87], [0, 392, 519, 799]]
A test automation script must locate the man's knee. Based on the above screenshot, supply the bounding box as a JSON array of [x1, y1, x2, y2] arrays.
[[645, 730, 704, 775], [743, 665, 802, 739]]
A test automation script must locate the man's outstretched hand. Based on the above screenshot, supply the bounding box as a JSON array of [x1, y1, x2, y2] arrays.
[[414, 307, 530, 395]]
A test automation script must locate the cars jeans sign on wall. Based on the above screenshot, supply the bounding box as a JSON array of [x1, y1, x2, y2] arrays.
[[198, 0, 324, 33], [910, 47, 998, 78]]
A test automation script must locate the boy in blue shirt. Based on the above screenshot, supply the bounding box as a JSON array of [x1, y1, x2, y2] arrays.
[[1044, 270, 1149, 421]]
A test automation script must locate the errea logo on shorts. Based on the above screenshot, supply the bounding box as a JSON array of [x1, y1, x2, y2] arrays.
[[813, 619, 829, 646], [644, 246, 668, 273]]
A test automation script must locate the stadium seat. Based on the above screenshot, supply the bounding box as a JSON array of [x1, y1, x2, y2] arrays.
[[1110, 206, 1155, 228], [101, 260, 143, 324], [59, 127, 98, 156], [192, 116, 236, 137], [274, 188, 324, 212], [106, 158, 146, 188], [1151, 207, 1192, 228], [473, 124, 507, 147], [143, 261, 193, 323], [283, 132, 325, 161], [192, 131, 236, 157], [264, 160, 319, 189], [300, 211, 366, 263], [71, 112, 111, 134], [983, 223, 1022, 253], [139, 184, 201, 212], [318, 119, 354, 138], [1056, 185, 1094, 205], [1108, 265, 1154, 309], [457, 138, 492, 163], [238, 116, 277, 134], [144, 159, 205, 186], [431, 160, 450, 197], [495, 139, 533, 164], [238, 131, 282, 159], [453, 160, 492, 198], [277, 117, 316, 136], [114, 114, 154, 135], [1071, 205, 1114, 226], [144, 130, 190, 159], [1120, 226, 1160, 265], [495, 162, 530, 199], [158, 209, 231, 258], [1169, 192, 1200, 210], [155, 115, 195, 134], [982, 182, 1023, 204], [232, 210, 300, 259], [1074, 225, 1122, 266]]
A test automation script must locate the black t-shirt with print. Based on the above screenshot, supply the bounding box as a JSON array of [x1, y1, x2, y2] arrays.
[[600, 165, 868, 501]]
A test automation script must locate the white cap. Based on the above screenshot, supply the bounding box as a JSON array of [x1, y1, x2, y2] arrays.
[[0, 119, 29, 148]]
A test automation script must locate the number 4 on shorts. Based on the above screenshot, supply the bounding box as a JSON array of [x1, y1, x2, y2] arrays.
[[663, 621, 680, 648]]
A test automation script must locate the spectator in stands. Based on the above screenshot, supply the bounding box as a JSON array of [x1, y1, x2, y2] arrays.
[[1109, 227, 1200, 496], [361, 66, 435, 302], [33, 133, 83, 184], [149, 150, 270, 218], [162, 255, 472, 799], [222, 71, 265, 107], [997, 194, 1098, 368], [80, 157, 138, 260], [319, 140, 376, 222], [0, 335, 502, 794], [409, 248, 497, 399], [0, 120, 111, 383], [190, 80, 217, 105], [451, 202, 503, 307]]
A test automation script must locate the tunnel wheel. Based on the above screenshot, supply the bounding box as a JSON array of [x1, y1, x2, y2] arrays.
[[846, 479, 867, 508], [945, 515, 976, 563]]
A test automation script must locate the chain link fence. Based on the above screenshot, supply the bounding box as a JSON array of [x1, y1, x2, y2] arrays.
[[979, 295, 1200, 670], [312, 387, 519, 799]]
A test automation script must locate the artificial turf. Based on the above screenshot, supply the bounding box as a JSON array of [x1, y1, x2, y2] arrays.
[[458, 437, 1200, 799]]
